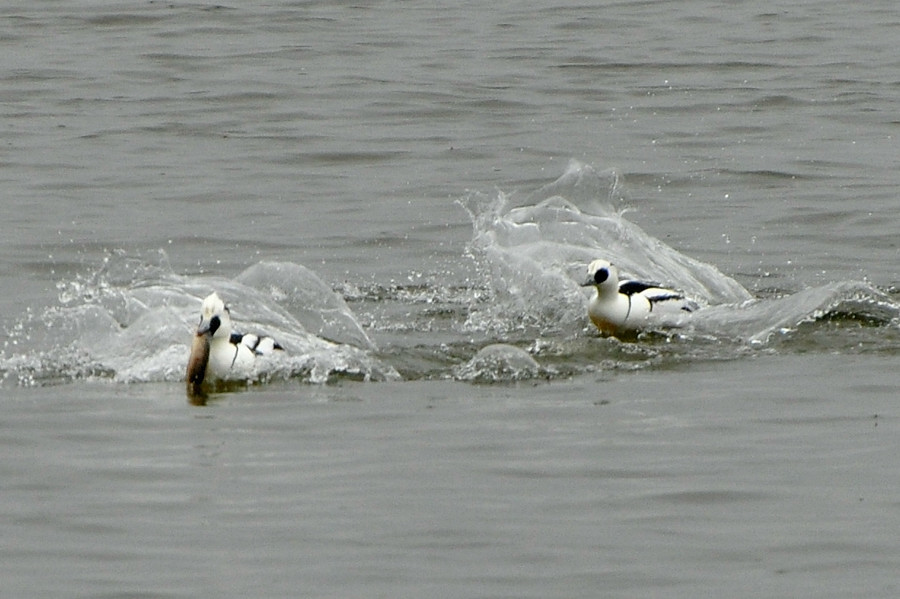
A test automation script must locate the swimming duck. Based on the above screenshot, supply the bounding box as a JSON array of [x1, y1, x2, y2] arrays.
[[582, 259, 694, 336], [186, 292, 282, 396]]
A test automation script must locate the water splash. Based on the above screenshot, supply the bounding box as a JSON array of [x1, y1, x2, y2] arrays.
[[461, 160, 900, 356], [4, 164, 899, 389], [236, 261, 377, 351], [454, 343, 549, 383], [692, 281, 900, 346], [0, 250, 398, 387], [460, 161, 752, 336]]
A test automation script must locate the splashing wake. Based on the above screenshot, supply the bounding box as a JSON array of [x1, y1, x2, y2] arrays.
[[3, 162, 899, 388], [1, 253, 399, 387], [460, 160, 900, 355]]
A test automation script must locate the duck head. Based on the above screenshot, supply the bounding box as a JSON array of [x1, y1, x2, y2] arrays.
[[196, 292, 234, 340], [582, 259, 620, 293]]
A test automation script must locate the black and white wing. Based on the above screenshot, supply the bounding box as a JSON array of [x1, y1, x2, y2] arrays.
[[230, 331, 284, 355], [618, 279, 695, 312]]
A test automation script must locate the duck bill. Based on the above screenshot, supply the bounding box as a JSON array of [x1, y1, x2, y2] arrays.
[[195, 317, 213, 335]]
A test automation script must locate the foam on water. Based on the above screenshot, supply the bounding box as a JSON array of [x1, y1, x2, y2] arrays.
[[460, 162, 753, 337], [460, 161, 900, 361], [0, 251, 398, 387], [3, 164, 899, 388]]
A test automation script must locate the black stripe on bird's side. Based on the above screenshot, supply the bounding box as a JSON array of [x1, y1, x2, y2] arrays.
[[618, 280, 660, 296], [648, 293, 684, 305], [647, 294, 694, 313]]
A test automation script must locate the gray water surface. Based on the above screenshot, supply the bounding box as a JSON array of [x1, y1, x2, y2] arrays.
[[5, 355, 898, 598], [2, 1, 900, 597]]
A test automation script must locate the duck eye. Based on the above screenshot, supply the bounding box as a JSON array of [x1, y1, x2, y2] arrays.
[[594, 268, 609, 284], [209, 315, 221, 335]]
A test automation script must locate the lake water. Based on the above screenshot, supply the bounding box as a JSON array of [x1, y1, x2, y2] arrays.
[[2, 1, 899, 597]]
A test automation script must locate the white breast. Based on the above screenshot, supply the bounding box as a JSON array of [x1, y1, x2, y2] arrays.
[[588, 292, 653, 335], [205, 338, 258, 380]]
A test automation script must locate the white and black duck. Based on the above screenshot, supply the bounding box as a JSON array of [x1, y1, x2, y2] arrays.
[[186, 292, 282, 396], [582, 259, 695, 336]]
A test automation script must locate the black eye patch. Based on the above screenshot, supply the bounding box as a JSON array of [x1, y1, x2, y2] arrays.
[[594, 268, 609, 284], [208, 315, 221, 335]]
